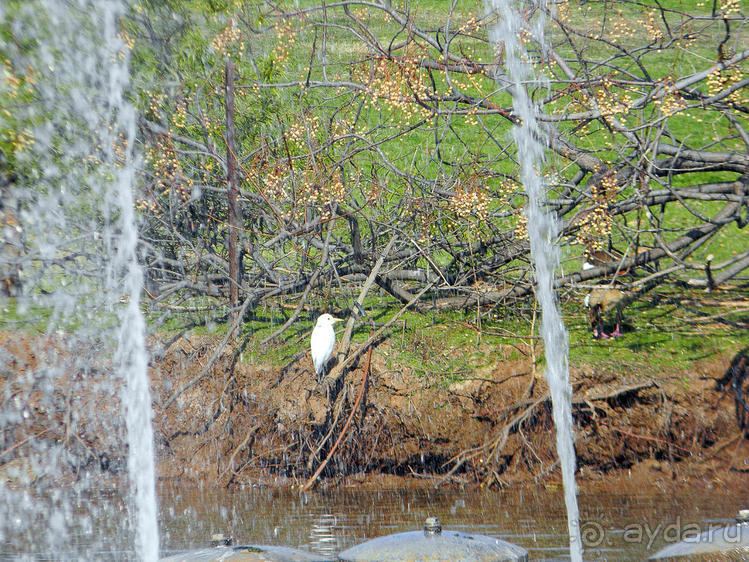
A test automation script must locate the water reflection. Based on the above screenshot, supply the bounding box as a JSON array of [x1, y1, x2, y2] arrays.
[[157, 482, 749, 560], [308, 513, 339, 558]]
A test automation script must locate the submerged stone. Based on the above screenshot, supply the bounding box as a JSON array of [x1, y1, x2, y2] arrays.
[[649, 510, 749, 560], [159, 544, 327, 561], [338, 517, 528, 561]]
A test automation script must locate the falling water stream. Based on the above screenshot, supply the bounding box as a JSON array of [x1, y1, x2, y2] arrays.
[[1, 1, 158, 559], [485, 0, 584, 559]]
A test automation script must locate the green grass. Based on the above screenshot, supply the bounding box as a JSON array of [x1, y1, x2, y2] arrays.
[[566, 286, 749, 372], [168, 278, 748, 382], [123, 1, 749, 377], [0, 294, 123, 336], [5, 2, 746, 391], [0, 298, 53, 332], [6, 273, 745, 383], [134, 0, 748, 262]]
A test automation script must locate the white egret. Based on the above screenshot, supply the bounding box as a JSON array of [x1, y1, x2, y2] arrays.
[[310, 313, 343, 380]]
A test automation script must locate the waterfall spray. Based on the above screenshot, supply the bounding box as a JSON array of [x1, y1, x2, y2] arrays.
[[1, 1, 159, 558], [108, 42, 161, 562], [99, 5, 160, 559], [485, 1, 583, 559]]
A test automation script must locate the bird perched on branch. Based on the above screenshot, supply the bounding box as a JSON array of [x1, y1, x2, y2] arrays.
[[311, 313, 343, 381], [584, 288, 626, 339]]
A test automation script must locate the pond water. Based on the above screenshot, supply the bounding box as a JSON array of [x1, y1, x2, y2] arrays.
[[155, 480, 749, 561], [3, 478, 747, 559]]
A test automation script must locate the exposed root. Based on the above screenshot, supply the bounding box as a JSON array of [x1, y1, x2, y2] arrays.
[[3, 332, 746, 489]]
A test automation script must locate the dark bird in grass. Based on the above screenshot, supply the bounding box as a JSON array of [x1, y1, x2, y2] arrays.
[[584, 288, 626, 339]]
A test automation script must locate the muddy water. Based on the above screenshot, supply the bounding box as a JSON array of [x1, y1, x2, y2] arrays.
[[158, 482, 749, 560]]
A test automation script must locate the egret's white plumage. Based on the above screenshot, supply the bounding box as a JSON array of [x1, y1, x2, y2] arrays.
[[310, 313, 342, 379]]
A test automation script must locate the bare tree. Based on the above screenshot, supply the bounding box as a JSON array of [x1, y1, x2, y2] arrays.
[[129, 0, 747, 337]]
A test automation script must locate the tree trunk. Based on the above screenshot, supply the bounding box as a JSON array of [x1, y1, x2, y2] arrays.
[[225, 59, 240, 318]]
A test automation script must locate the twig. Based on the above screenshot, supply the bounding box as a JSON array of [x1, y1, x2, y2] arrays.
[[338, 235, 396, 359], [677, 304, 749, 329], [681, 307, 749, 324], [597, 421, 693, 455], [326, 281, 435, 389], [704, 434, 742, 461], [260, 220, 336, 346], [534, 459, 560, 484], [161, 292, 255, 410], [219, 425, 259, 486], [302, 331, 374, 492], [0, 428, 49, 458], [438, 391, 550, 487]]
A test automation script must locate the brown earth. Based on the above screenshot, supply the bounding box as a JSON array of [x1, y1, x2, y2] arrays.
[[2, 330, 747, 491], [148, 335, 749, 491]]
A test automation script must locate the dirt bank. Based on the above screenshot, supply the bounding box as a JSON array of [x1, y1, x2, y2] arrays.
[[2, 329, 746, 490], [150, 336, 749, 489]]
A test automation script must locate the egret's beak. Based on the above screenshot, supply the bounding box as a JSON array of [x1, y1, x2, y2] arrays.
[[331, 317, 343, 323]]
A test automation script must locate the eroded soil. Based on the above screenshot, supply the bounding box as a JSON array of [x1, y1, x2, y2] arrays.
[[147, 335, 749, 490], [2, 329, 747, 491]]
